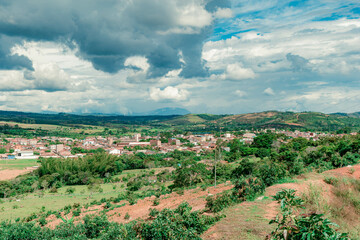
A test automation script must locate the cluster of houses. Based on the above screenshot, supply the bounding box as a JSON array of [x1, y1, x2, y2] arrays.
[[0, 130, 357, 160]]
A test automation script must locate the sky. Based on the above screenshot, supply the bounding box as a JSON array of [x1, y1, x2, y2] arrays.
[[0, 0, 360, 115]]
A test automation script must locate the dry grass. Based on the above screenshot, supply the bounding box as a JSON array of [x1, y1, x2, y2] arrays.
[[302, 178, 360, 239], [202, 198, 274, 240]]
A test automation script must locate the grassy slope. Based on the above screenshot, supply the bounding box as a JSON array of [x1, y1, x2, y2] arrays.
[[0, 168, 167, 221], [2, 110, 360, 132], [202, 166, 360, 240], [162, 111, 360, 131]]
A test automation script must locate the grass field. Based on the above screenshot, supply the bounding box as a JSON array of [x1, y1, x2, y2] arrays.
[[0, 159, 39, 170], [0, 168, 168, 221], [0, 121, 107, 134]]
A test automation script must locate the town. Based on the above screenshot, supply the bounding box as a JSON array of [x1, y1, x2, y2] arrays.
[[1, 129, 357, 160]]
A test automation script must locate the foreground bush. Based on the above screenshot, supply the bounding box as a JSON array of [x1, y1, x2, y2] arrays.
[[206, 176, 265, 213], [267, 189, 350, 240], [0, 202, 220, 240]]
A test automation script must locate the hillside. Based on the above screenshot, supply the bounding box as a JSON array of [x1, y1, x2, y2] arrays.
[[162, 111, 360, 132], [1, 110, 360, 132]]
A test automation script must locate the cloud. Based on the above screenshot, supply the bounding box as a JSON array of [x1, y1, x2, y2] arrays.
[[286, 53, 312, 72], [214, 8, 233, 19], [32, 63, 69, 91], [263, 87, 275, 96], [0, 0, 231, 78], [150, 86, 189, 101], [217, 63, 256, 80], [124, 56, 150, 72], [234, 90, 247, 97], [0, 35, 33, 70]]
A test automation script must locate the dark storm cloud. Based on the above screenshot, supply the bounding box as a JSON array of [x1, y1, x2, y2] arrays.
[[0, 35, 33, 70], [0, 0, 230, 77]]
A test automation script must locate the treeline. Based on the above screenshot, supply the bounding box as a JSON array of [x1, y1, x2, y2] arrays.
[[169, 133, 360, 192], [0, 150, 199, 198]]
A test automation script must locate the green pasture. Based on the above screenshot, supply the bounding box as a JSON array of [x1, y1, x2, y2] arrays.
[[0, 159, 39, 170], [0, 167, 169, 221]]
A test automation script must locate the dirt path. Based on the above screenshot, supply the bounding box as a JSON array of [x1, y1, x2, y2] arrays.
[[0, 169, 32, 181]]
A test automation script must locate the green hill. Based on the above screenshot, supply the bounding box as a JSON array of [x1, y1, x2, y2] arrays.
[[160, 111, 360, 132], [1, 110, 360, 133]]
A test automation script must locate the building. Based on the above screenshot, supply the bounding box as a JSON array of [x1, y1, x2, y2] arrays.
[[150, 140, 161, 147], [15, 150, 38, 159], [108, 148, 122, 155], [168, 138, 181, 146]]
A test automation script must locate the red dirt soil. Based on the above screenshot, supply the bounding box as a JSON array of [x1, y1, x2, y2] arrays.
[[47, 164, 360, 234], [0, 169, 32, 181], [46, 183, 233, 228]]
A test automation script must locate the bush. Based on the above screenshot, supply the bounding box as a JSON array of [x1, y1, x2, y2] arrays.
[[233, 177, 265, 201], [72, 208, 81, 217], [206, 191, 235, 213], [267, 189, 349, 240], [49, 186, 58, 193], [255, 161, 287, 186], [153, 198, 160, 206], [38, 216, 47, 227], [137, 202, 222, 239], [65, 187, 75, 195], [324, 176, 339, 186]]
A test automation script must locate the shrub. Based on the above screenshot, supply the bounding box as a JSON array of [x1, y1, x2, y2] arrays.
[[206, 191, 235, 213], [149, 208, 159, 218], [49, 186, 58, 193], [153, 198, 160, 206], [72, 208, 81, 217], [124, 212, 130, 220], [38, 216, 47, 227], [65, 187, 75, 195], [267, 189, 349, 240], [233, 177, 265, 201], [137, 202, 222, 239], [324, 176, 339, 186]]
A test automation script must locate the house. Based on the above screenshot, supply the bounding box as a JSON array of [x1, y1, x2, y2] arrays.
[[15, 150, 38, 159], [108, 148, 122, 155], [150, 140, 161, 147], [168, 138, 180, 146]]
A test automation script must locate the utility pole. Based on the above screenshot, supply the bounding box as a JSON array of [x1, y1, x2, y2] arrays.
[[215, 124, 222, 188]]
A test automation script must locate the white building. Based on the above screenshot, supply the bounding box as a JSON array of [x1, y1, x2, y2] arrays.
[[108, 148, 122, 155], [15, 150, 39, 159]]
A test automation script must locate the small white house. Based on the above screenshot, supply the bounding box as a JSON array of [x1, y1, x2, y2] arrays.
[[15, 150, 39, 159], [108, 148, 122, 155]]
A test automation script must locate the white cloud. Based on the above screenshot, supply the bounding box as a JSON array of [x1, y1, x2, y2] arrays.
[[150, 86, 189, 101], [263, 87, 275, 95], [177, 3, 212, 28], [0, 70, 32, 91], [32, 63, 69, 91], [0, 95, 7, 101], [214, 8, 233, 19], [219, 63, 256, 80], [234, 90, 247, 97], [124, 56, 150, 72]]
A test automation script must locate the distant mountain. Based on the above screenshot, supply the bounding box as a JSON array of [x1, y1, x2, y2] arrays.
[[162, 111, 360, 132], [331, 112, 360, 118], [2, 109, 360, 132], [132, 107, 191, 116]]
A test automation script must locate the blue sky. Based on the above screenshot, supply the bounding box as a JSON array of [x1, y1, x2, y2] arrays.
[[0, 0, 360, 114]]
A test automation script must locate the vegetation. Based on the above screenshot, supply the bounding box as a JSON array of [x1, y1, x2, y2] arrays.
[[0, 202, 220, 240], [267, 189, 349, 239], [2, 110, 360, 135]]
